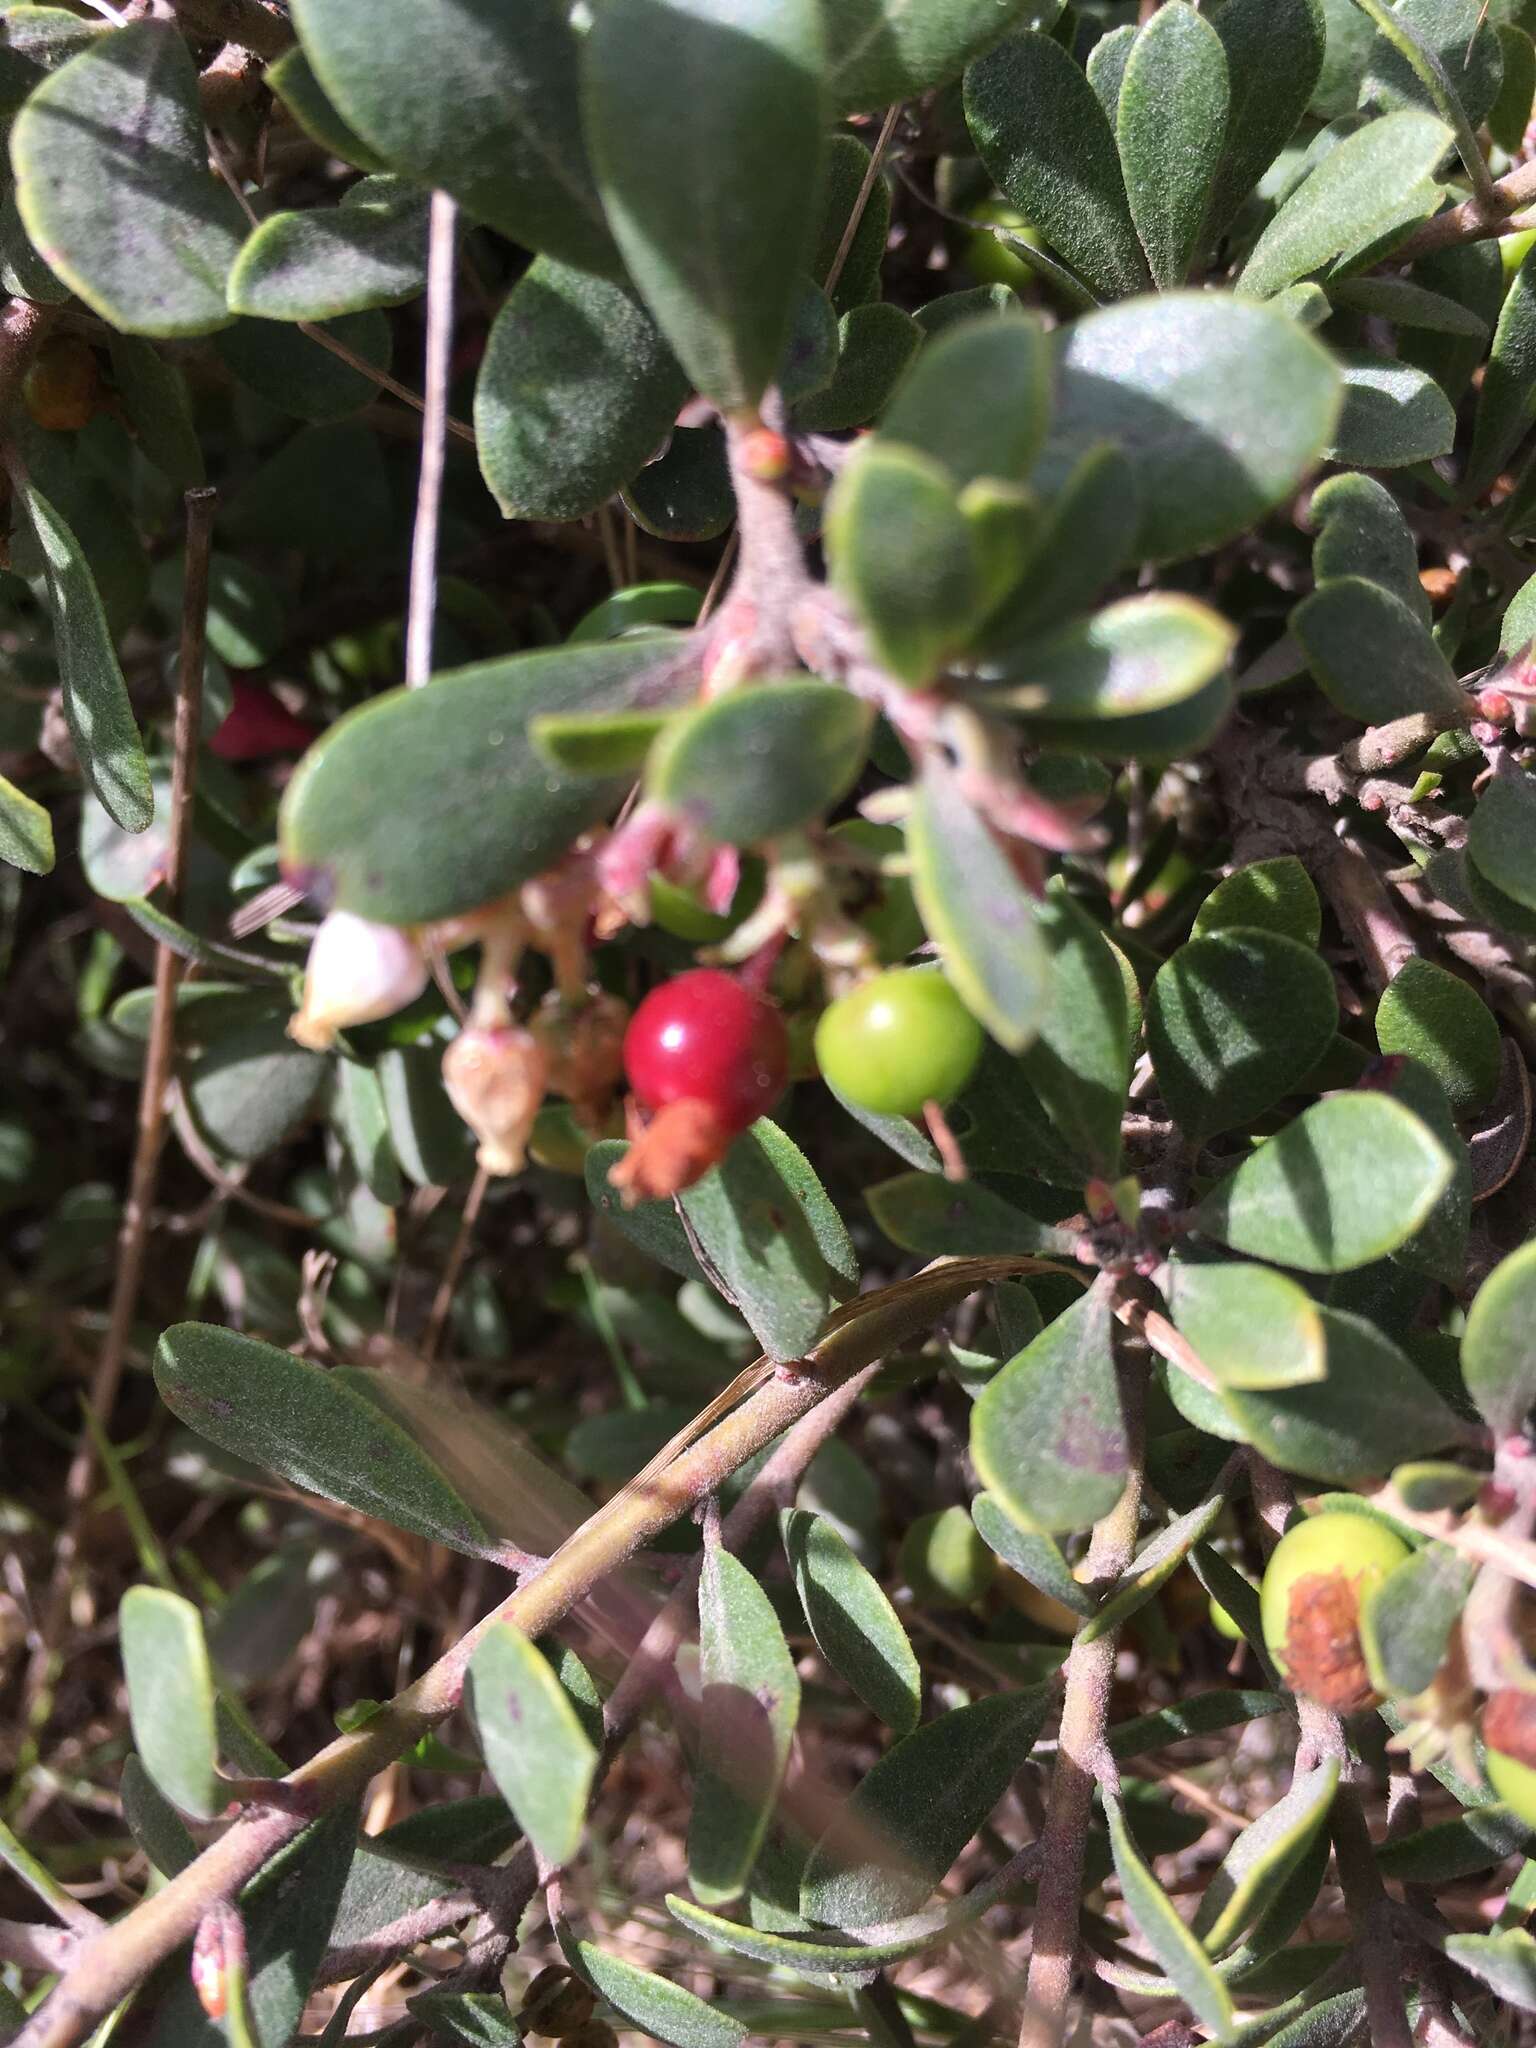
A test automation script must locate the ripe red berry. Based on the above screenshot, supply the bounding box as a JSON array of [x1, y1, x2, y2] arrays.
[[623, 968, 788, 1133]]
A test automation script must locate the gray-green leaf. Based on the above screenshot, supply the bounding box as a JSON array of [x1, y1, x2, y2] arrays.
[[783, 1509, 921, 1735], [119, 1587, 221, 1820], [1116, 2, 1230, 289], [468, 1623, 597, 1871]]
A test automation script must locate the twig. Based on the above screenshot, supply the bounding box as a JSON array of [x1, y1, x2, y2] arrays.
[[823, 103, 901, 296], [19, 1260, 1026, 2048], [1349, 0, 1500, 218], [1017, 1342, 1147, 2048], [24, 488, 217, 1722], [421, 1163, 489, 1363], [297, 321, 475, 447], [0, 1920, 80, 1973], [405, 191, 459, 690], [1396, 156, 1536, 259]]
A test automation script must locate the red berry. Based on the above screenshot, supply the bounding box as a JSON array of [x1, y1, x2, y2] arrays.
[[209, 683, 319, 762], [623, 968, 788, 1132]]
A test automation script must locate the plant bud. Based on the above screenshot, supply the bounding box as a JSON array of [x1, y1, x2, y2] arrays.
[[191, 1902, 245, 2022], [519, 1966, 597, 2037], [442, 1022, 548, 1175], [737, 426, 792, 481], [290, 911, 429, 1050], [24, 337, 100, 432], [531, 991, 628, 1125]]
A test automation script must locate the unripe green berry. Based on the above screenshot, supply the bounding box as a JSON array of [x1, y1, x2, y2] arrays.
[[1259, 1511, 1409, 1712], [815, 968, 982, 1118], [900, 1506, 997, 1607]]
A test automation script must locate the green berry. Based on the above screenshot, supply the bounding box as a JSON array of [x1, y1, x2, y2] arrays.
[[900, 1506, 997, 1607], [815, 968, 983, 1117], [1259, 1511, 1409, 1711]]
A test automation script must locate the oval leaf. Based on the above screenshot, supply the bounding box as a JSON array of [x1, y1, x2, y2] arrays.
[[1117, 2, 1230, 289], [783, 1508, 921, 1736], [119, 1587, 221, 1821], [1463, 1238, 1536, 1436], [647, 681, 873, 847], [468, 1623, 597, 1871]]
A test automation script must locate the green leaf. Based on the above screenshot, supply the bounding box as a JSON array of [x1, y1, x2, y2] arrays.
[[336, 1059, 403, 1205], [679, 1125, 831, 1362], [970, 1493, 1096, 1616], [290, 0, 614, 275], [1329, 272, 1490, 337], [1327, 349, 1456, 467], [1363, 0, 1505, 130], [646, 681, 872, 846], [144, 1803, 359, 2048], [824, 0, 1035, 113], [584, 0, 825, 412], [826, 442, 980, 684], [468, 1622, 597, 1871], [411, 1995, 524, 2048], [228, 177, 429, 321], [1104, 1793, 1236, 2040], [1309, 471, 1428, 621], [1400, 238, 1505, 401], [569, 583, 705, 647], [1195, 1092, 1455, 1272], [783, 1508, 921, 1735], [1221, 1306, 1463, 1482], [1469, 768, 1536, 915], [1016, 888, 1130, 1177], [964, 30, 1149, 301], [585, 1141, 704, 1281], [214, 311, 391, 423], [1192, 1762, 1338, 1957], [906, 748, 1049, 1052], [799, 1688, 1051, 1925], [1108, 1689, 1286, 1761], [1293, 576, 1466, 726], [1193, 859, 1321, 947], [1082, 1493, 1227, 1645], [378, 1045, 474, 1189], [811, 130, 891, 310], [1204, 0, 1327, 246], [107, 334, 205, 490], [667, 1886, 976, 1977], [10, 21, 246, 334], [1116, 2, 1230, 289], [1086, 22, 1136, 118], [1361, 1540, 1472, 1697], [1168, 1260, 1326, 1392], [1463, 1238, 1536, 1435], [794, 303, 924, 434], [881, 312, 1051, 488], [182, 1013, 328, 1163], [1377, 1805, 1535, 1881], [559, 1932, 747, 2048], [972, 1286, 1128, 1535], [120, 1752, 197, 1878], [1146, 928, 1337, 1142], [866, 1172, 1070, 1258], [1444, 1929, 1536, 2012], [278, 637, 692, 927], [0, 773, 52, 875], [752, 1119, 859, 1297], [154, 1323, 499, 1558], [266, 44, 387, 171], [689, 1543, 801, 1906], [1050, 293, 1341, 561], [625, 428, 734, 542], [981, 593, 1235, 723], [475, 258, 687, 523], [1376, 957, 1500, 1115], [119, 1587, 221, 1821], [16, 480, 152, 833], [979, 441, 1139, 644], [1237, 110, 1451, 300], [1491, 23, 1536, 151]]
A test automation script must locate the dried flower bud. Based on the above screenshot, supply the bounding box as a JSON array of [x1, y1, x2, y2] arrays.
[[607, 1097, 734, 1204], [523, 839, 602, 1000], [1277, 1569, 1377, 1713], [442, 1022, 548, 1175], [24, 337, 100, 432], [531, 991, 628, 1125], [290, 911, 428, 1050], [191, 1903, 246, 2022], [519, 1966, 597, 2038]]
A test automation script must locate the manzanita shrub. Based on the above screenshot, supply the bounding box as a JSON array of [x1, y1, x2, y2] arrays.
[[20, 0, 1536, 2044]]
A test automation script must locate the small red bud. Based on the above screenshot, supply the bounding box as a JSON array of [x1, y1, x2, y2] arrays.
[[531, 991, 628, 1126], [192, 1904, 245, 2023], [1478, 687, 1514, 724], [738, 426, 791, 481]]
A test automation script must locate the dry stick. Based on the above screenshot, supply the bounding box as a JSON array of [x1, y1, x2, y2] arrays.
[[405, 191, 459, 690], [23, 487, 217, 1722], [20, 1264, 1020, 2048], [1017, 1353, 1147, 2048], [421, 1162, 490, 1364], [297, 320, 475, 447], [1398, 155, 1536, 259], [823, 102, 902, 297]]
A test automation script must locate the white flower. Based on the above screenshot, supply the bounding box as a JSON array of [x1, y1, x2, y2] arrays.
[[290, 910, 428, 1050]]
